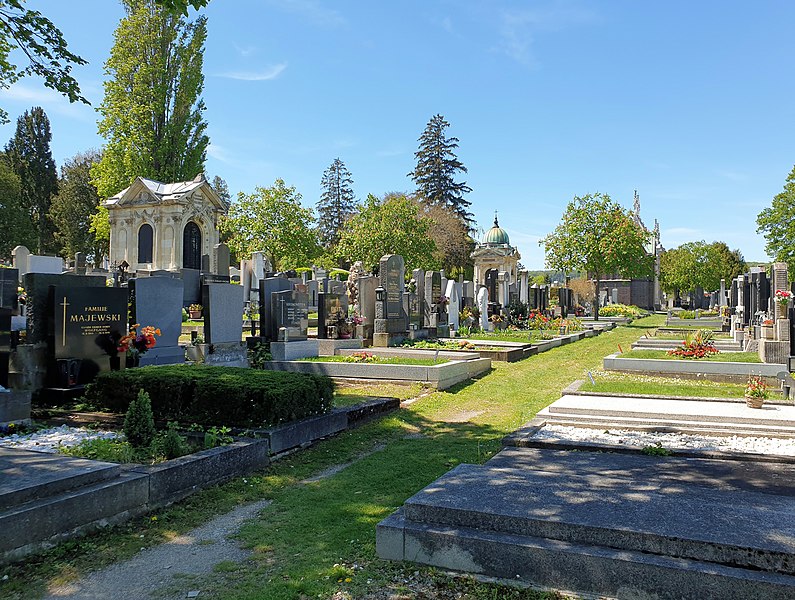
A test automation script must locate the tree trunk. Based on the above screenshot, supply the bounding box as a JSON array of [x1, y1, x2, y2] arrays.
[[594, 275, 600, 321]]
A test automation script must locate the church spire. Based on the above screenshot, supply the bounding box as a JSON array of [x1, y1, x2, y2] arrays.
[[633, 189, 640, 217]]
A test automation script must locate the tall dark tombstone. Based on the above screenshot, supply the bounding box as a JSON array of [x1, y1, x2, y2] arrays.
[[258, 277, 293, 341], [130, 276, 185, 366], [758, 271, 770, 314], [748, 274, 758, 318], [201, 254, 211, 273], [730, 280, 738, 308], [424, 271, 442, 329], [0, 307, 10, 388], [529, 284, 539, 310], [24, 273, 106, 345], [179, 268, 202, 307], [485, 269, 499, 303], [52, 286, 128, 383], [743, 279, 751, 325], [0, 268, 19, 314], [74, 252, 86, 275], [317, 291, 347, 339], [271, 289, 309, 341], [374, 255, 407, 345], [212, 243, 230, 276]]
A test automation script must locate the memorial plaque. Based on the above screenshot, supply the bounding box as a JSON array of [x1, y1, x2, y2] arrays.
[[53, 286, 128, 378], [271, 290, 308, 341], [201, 273, 231, 285]]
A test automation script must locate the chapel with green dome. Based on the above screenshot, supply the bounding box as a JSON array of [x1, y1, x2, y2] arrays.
[[471, 212, 521, 305]]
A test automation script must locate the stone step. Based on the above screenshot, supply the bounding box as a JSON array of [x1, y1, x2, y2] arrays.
[[0, 448, 121, 510], [378, 510, 795, 600], [546, 394, 795, 428], [0, 469, 149, 561], [377, 447, 795, 597]]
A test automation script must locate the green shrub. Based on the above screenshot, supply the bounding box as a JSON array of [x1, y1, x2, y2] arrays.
[[86, 365, 334, 428], [124, 389, 156, 448], [153, 423, 191, 460]]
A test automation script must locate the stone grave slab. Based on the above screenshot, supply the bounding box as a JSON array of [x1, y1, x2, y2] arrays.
[[202, 283, 244, 344], [27, 255, 63, 275]]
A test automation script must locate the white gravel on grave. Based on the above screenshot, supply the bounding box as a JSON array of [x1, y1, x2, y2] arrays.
[[532, 425, 795, 456], [0, 425, 121, 454]]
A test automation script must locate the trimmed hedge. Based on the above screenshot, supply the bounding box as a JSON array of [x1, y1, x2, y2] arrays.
[[85, 365, 334, 428]]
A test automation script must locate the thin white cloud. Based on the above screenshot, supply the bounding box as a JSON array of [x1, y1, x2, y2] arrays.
[[265, 0, 346, 27], [218, 63, 287, 81], [233, 44, 257, 57], [495, 2, 597, 67], [441, 16, 454, 34], [0, 83, 94, 121], [206, 143, 232, 164]]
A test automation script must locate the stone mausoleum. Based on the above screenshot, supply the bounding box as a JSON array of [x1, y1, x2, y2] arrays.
[[104, 174, 228, 274], [471, 214, 521, 297]]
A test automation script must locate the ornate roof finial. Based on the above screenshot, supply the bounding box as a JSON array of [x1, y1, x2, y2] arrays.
[[633, 189, 640, 216], [494, 211, 499, 228]]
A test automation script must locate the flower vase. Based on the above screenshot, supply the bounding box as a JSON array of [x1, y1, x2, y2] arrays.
[[745, 395, 764, 409]]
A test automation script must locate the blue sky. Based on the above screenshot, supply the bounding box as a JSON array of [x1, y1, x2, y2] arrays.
[[2, 1, 793, 269]]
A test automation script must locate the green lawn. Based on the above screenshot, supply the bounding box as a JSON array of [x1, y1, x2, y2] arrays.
[[620, 349, 762, 363], [581, 372, 750, 399], [1, 314, 664, 600]]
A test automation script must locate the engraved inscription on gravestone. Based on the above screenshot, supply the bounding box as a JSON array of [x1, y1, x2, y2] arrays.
[[53, 286, 128, 375], [381, 255, 404, 320], [271, 290, 308, 341]]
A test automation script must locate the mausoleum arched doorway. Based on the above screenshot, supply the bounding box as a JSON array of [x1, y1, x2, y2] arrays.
[[183, 222, 202, 269]]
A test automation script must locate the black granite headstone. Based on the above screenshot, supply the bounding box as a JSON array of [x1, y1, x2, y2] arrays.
[[317, 292, 347, 339], [0, 268, 19, 314], [485, 269, 499, 303], [258, 277, 293, 340], [0, 307, 10, 388], [271, 289, 308, 341], [180, 268, 202, 307], [52, 286, 128, 381], [201, 273, 231, 285]]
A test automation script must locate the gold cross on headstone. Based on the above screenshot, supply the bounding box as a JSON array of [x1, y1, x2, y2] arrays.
[[60, 296, 69, 346]]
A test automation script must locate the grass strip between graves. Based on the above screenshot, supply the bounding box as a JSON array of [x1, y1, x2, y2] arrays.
[[0, 315, 664, 600], [620, 349, 762, 363], [580, 372, 751, 399]]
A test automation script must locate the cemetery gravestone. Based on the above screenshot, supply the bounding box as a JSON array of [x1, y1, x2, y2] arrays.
[[446, 280, 461, 331], [271, 289, 309, 341], [12, 246, 30, 280], [130, 276, 185, 366], [259, 277, 293, 340], [0, 268, 19, 314], [180, 268, 202, 307], [28, 255, 64, 275], [424, 271, 442, 330], [477, 288, 489, 331], [201, 254, 211, 273], [74, 252, 86, 275], [356, 275, 378, 339], [53, 286, 128, 383], [318, 292, 348, 339], [0, 308, 10, 388], [203, 283, 244, 344], [374, 255, 407, 345], [213, 243, 230, 277]]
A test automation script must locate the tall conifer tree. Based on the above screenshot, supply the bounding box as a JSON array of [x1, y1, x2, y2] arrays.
[[92, 0, 209, 198], [409, 114, 473, 227], [317, 157, 356, 248], [5, 106, 58, 253]]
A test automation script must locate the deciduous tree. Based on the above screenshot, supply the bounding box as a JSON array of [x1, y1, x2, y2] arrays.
[[49, 150, 107, 263], [335, 193, 437, 272], [220, 179, 321, 270], [757, 164, 795, 271], [660, 241, 747, 295], [317, 157, 355, 249], [5, 106, 57, 253], [541, 192, 652, 319], [92, 0, 209, 198], [409, 114, 473, 227], [419, 198, 474, 278]]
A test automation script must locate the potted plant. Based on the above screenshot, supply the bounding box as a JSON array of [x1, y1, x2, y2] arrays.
[[186, 334, 206, 362], [188, 303, 203, 319], [744, 375, 769, 409], [775, 289, 793, 308]]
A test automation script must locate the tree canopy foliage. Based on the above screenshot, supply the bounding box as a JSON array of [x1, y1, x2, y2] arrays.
[[0, 0, 88, 124], [419, 198, 474, 278], [660, 241, 746, 294], [92, 0, 209, 198], [5, 105, 57, 253], [49, 150, 106, 263], [335, 193, 437, 273], [541, 192, 652, 318], [409, 114, 473, 227], [220, 179, 321, 271], [317, 157, 356, 249], [757, 164, 795, 269]]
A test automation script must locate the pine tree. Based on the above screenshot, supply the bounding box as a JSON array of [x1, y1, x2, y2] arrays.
[[0, 153, 30, 257], [409, 114, 473, 227], [5, 107, 58, 253], [317, 158, 356, 249], [92, 0, 209, 197]]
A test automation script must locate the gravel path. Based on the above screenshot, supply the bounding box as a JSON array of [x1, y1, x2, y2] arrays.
[[532, 424, 795, 456], [41, 499, 271, 600]]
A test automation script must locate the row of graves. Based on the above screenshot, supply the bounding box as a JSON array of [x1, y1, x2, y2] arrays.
[[727, 261, 795, 367]]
